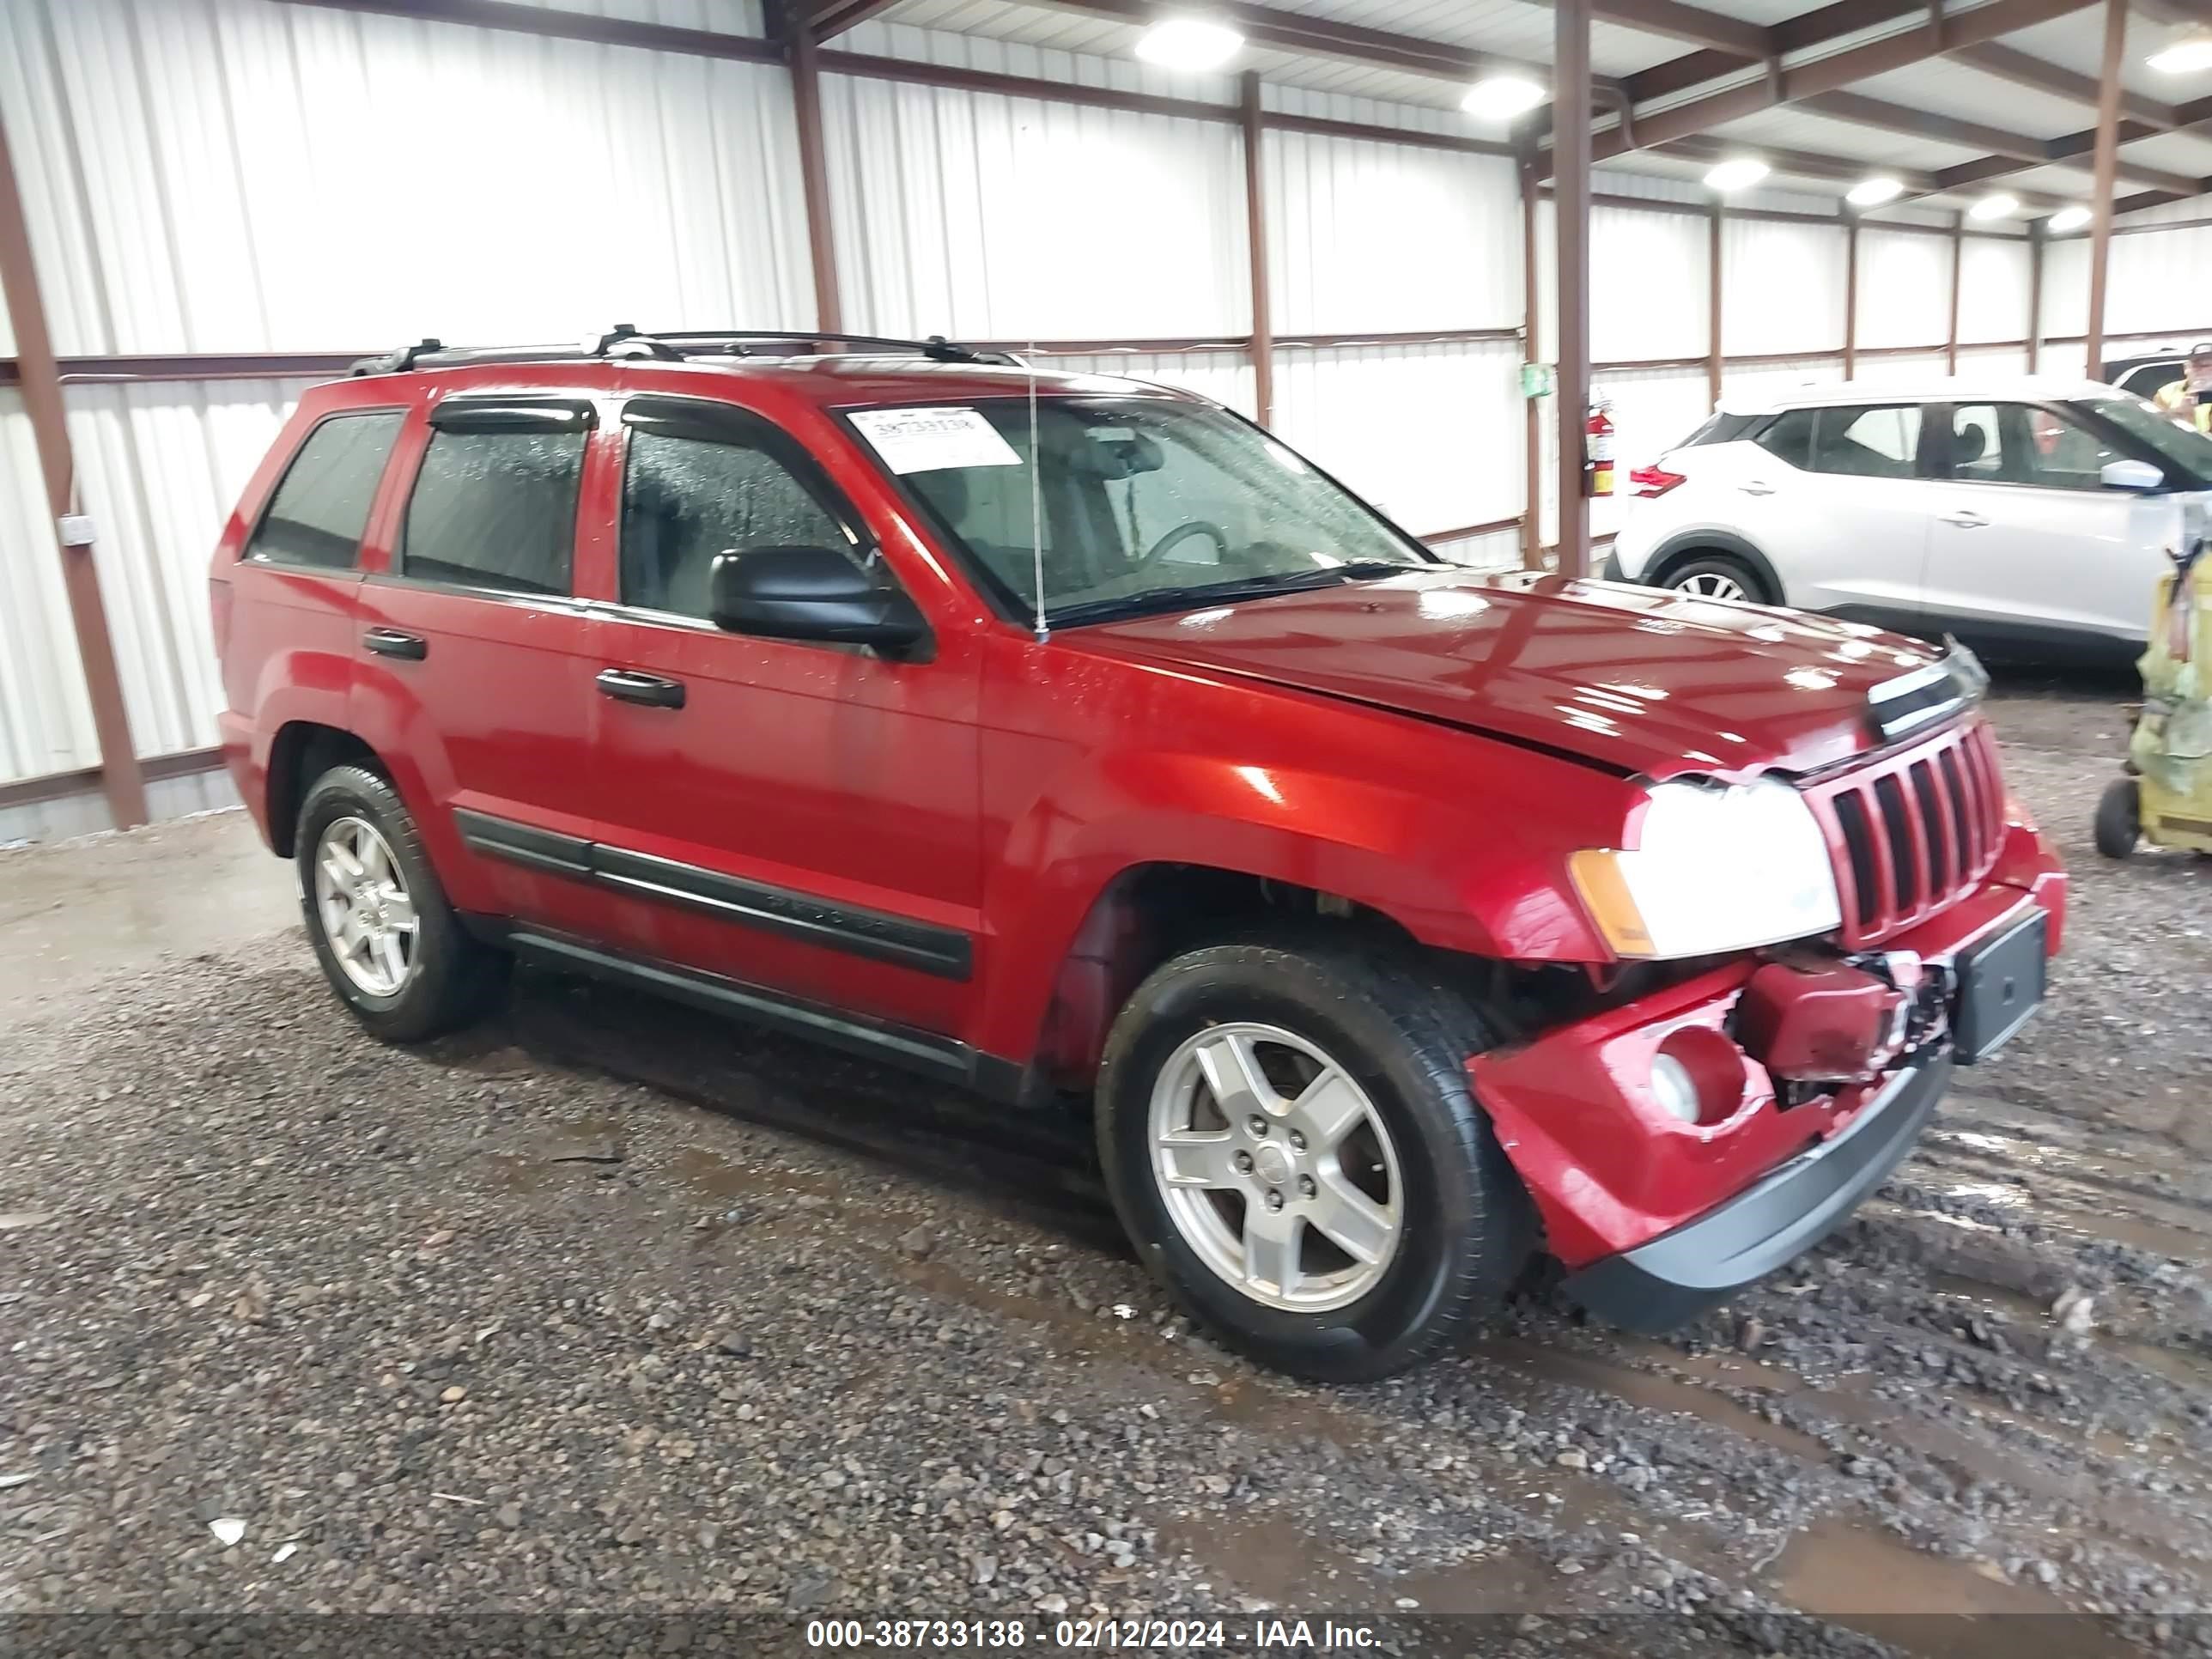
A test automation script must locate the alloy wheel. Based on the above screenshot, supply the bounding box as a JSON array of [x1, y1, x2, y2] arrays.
[[313, 816, 419, 997], [1146, 1022, 1405, 1312], [1675, 570, 1749, 601]]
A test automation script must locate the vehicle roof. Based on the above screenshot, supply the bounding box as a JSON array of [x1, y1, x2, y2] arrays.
[[348, 352, 1198, 409], [1715, 375, 2130, 416]]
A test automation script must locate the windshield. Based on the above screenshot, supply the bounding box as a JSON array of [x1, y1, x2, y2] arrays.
[[2090, 397, 2212, 480], [848, 398, 1431, 624]]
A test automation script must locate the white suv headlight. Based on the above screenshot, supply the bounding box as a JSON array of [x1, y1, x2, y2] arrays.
[[1569, 777, 1842, 959]]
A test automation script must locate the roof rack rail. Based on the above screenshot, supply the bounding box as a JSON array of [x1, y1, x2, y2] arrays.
[[347, 326, 1016, 377]]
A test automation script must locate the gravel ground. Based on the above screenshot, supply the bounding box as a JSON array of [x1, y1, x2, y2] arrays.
[[3, 672, 2209, 1657]]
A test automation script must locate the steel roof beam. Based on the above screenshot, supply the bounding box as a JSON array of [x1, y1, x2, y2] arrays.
[[1949, 40, 2177, 126], [1590, 0, 2097, 162]]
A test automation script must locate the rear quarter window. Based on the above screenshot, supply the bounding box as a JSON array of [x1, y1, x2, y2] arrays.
[[401, 425, 586, 596], [244, 411, 405, 569]]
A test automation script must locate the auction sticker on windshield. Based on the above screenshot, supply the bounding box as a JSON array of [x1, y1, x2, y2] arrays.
[[850, 406, 1023, 474]]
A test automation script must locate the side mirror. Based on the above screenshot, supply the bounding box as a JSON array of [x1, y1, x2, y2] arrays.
[[2102, 458, 2166, 493], [708, 547, 928, 653]]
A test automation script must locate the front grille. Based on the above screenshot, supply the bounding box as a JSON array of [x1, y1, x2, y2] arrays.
[[1802, 720, 2006, 946]]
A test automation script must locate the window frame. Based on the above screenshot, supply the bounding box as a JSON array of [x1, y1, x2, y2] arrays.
[[1926, 398, 2185, 495], [391, 396, 597, 599], [611, 394, 884, 629], [241, 407, 409, 574]]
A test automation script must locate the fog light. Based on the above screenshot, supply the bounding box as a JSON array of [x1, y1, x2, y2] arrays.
[[1650, 1053, 1701, 1124]]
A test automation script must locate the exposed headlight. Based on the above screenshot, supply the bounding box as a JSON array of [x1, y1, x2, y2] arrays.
[[1569, 777, 1842, 959]]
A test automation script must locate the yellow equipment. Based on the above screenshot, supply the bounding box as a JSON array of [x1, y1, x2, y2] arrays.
[[2098, 542, 2212, 858]]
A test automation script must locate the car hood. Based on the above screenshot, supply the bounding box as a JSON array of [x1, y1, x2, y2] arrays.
[[1066, 568, 1946, 781]]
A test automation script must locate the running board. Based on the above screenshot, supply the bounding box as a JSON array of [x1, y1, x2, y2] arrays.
[[503, 927, 1036, 1103]]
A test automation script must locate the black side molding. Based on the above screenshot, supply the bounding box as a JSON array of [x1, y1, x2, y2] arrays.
[[453, 808, 972, 980], [506, 929, 981, 1086], [453, 808, 592, 878], [591, 845, 972, 979]]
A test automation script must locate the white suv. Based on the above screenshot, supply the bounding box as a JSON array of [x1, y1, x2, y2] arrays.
[[1607, 377, 2211, 659]]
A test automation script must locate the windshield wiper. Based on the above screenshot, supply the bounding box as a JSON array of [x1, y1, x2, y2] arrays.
[[1048, 561, 1416, 626]]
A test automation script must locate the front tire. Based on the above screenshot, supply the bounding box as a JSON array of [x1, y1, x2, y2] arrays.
[[296, 764, 508, 1042], [1096, 933, 1533, 1382], [2094, 776, 2140, 860]]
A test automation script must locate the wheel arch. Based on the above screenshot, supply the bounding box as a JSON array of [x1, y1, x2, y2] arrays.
[[265, 721, 386, 856], [1644, 530, 1784, 605]]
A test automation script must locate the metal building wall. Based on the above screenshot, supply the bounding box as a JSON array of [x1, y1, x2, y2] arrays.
[[821, 65, 1248, 340], [1855, 229, 1953, 350], [1721, 217, 1848, 358]]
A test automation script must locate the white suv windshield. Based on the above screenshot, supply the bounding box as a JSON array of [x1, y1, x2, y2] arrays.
[[853, 398, 1430, 625]]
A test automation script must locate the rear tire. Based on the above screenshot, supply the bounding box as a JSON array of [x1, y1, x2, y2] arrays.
[[1663, 552, 1769, 605], [1095, 932, 1533, 1382], [296, 764, 509, 1042], [2094, 777, 2140, 860]]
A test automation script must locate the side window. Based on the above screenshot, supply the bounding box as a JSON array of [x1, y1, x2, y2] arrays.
[[1808, 405, 1922, 478], [621, 430, 852, 618], [1948, 404, 2123, 490], [1753, 409, 1814, 469], [244, 411, 404, 569], [402, 418, 586, 595]]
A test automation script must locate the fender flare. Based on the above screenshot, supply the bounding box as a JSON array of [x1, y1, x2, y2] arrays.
[[1644, 530, 1784, 605]]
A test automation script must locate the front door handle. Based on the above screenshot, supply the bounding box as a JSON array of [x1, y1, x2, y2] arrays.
[[1939, 509, 1990, 528], [1739, 479, 1777, 496], [363, 627, 428, 660], [597, 667, 687, 709]]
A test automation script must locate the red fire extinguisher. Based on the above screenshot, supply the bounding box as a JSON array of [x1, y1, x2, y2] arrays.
[[1585, 398, 1615, 498]]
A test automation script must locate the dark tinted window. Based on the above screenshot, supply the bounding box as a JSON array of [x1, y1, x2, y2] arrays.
[[1679, 411, 1759, 448], [402, 429, 585, 595], [1753, 409, 1814, 469], [245, 412, 404, 569], [622, 431, 848, 617], [1949, 402, 2124, 490]]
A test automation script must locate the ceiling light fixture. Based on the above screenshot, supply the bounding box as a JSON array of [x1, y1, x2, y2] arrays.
[[1968, 191, 2020, 221], [2047, 204, 2094, 232], [1704, 156, 1771, 191], [1846, 175, 1905, 207], [1461, 75, 1547, 119], [1133, 16, 1243, 71], [2148, 25, 2212, 73]]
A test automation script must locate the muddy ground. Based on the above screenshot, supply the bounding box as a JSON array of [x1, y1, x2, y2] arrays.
[[1, 672, 2207, 1658]]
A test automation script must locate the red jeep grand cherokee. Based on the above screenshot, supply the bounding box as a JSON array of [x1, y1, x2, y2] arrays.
[[212, 329, 2065, 1381]]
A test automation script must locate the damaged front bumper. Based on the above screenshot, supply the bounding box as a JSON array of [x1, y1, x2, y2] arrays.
[[1559, 1054, 1948, 1333], [1469, 863, 2061, 1333]]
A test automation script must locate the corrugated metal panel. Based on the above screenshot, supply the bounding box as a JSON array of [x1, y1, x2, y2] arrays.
[[1709, 106, 1989, 172], [840, 18, 1238, 102], [0, 392, 96, 782], [1592, 204, 1710, 362], [1428, 526, 1522, 572], [509, 0, 763, 31], [1034, 349, 1257, 416], [66, 378, 321, 763], [2107, 222, 2212, 338], [1956, 343, 2030, 376], [1854, 58, 2094, 137], [2040, 234, 2088, 343], [3, 0, 814, 356], [1856, 228, 1952, 349], [1723, 356, 1844, 405], [1722, 217, 1846, 356], [822, 64, 1247, 339], [1958, 236, 2030, 343], [1848, 349, 1954, 386], [0, 769, 240, 850], [1268, 339, 1522, 538], [1267, 131, 1518, 334], [1262, 83, 1460, 136]]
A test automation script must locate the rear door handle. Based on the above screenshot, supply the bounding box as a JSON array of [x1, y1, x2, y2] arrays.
[[1939, 509, 1989, 528], [596, 667, 686, 709], [363, 628, 428, 660], [1739, 480, 1776, 496]]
